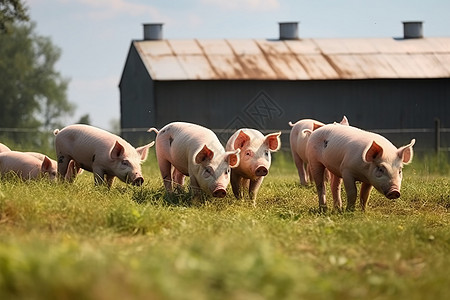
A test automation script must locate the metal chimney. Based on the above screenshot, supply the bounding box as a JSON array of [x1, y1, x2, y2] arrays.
[[279, 22, 299, 40], [143, 23, 163, 40], [402, 21, 423, 39]]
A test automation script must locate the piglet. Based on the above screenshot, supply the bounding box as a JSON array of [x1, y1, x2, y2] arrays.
[[54, 124, 154, 187], [306, 124, 415, 212], [0, 143, 11, 153], [226, 129, 281, 204], [0, 151, 56, 180], [289, 116, 348, 185], [149, 122, 240, 198]]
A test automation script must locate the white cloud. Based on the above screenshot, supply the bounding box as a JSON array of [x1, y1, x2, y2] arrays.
[[201, 0, 280, 11]]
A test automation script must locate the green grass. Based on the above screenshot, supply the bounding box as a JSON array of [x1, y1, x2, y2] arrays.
[[0, 150, 449, 300]]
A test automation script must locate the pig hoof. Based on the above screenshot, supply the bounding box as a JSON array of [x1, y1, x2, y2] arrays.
[[386, 190, 400, 199], [212, 188, 227, 198], [132, 177, 144, 186], [255, 166, 268, 176]]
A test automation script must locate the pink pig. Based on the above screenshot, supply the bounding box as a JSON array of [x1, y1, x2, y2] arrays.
[[54, 124, 154, 187], [226, 129, 281, 203], [149, 122, 240, 198], [0, 151, 56, 180], [306, 124, 415, 212], [289, 116, 348, 185], [26, 152, 58, 174], [0, 143, 11, 153]]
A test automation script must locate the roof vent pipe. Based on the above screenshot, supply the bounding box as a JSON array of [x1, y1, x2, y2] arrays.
[[402, 21, 423, 39], [143, 23, 163, 40], [279, 22, 299, 40]]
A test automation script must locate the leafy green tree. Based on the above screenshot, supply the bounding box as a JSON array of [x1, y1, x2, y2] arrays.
[[0, 0, 29, 33], [0, 21, 74, 145], [77, 114, 91, 125]]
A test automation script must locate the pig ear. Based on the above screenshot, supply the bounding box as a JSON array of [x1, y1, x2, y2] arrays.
[[136, 141, 155, 162], [398, 139, 415, 164], [364, 141, 383, 163], [41, 156, 53, 172], [195, 145, 214, 165], [227, 149, 241, 168], [340, 116, 349, 126], [234, 130, 250, 150], [313, 123, 323, 131], [110, 141, 125, 160], [265, 132, 281, 151]]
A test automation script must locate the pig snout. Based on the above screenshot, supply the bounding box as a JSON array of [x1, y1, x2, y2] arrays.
[[386, 189, 400, 199], [212, 188, 227, 198], [255, 166, 268, 177], [132, 176, 144, 186]]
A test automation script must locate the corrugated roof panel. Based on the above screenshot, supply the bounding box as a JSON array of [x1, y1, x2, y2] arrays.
[[197, 40, 248, 79], [284, 39, 321, 54], [168, 40, 203, 55], [354, 54, 397, 78], [327, 55, 368, 79], [412, 54, 450, 77], [435, 53, 450, 73], [256, 40, 310, 79], [227, 39, 278, 79], [135, 40, 173, 56], [177, 55, 219, 79], [144, 55, 188, 80], [295, 54, 340, 79], [384, 54, 427, 78]]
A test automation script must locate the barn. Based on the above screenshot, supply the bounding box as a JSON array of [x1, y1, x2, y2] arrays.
[[119, 22, 450, 153]]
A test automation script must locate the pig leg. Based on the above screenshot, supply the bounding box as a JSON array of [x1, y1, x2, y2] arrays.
[[249, 177, 264, 206], [342, 173, 358, 211], [292, 151, 308, 185], [310, 162, 327, 212], [158, 158, 173, 192], [93, 166, 106, 185], [105, 174, 115, 188], [231, 173, 244, 199], [56, 154, 71, 182], [359, 182, 373, 211], [172, 168, 185, 192], [330, 174, 343, 211]]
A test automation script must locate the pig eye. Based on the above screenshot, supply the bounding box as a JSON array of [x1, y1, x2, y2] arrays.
[[204, 167, 214, 177], [265, 150, 269, 157], [225, 168, 230, 175], [121, 160, 130, 166], [245, 150, 251, 156], [375, 166, 385, 177]]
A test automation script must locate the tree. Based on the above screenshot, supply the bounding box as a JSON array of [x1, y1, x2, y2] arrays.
[[0, 0, 29, 33], [77, 114, 91, 125], [0, 21, 74, 144]]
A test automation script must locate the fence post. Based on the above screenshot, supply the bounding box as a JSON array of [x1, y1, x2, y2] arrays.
[[434, 118, 441, 154]]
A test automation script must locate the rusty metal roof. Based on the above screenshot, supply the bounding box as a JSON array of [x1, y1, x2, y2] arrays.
[[134, 37, 450, 80]]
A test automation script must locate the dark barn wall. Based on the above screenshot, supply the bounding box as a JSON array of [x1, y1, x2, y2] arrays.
[[119, 45, 156, 146], [150, 79, 449, 151]]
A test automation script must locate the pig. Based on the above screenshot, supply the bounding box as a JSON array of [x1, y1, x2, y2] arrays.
[[289, 116, 349, 186], [0, 151, 56, 180], [26, 152, 83, 182], [26, 152, 58, 174], [306, 123, 415, 212], [54, 124, 154, 187], [148, 122, 240, 198], [0, 143, 11, 153], [225, 129, 281, 203]]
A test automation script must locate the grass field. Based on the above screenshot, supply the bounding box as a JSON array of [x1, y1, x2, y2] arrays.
[[0, 150, 449, 299]]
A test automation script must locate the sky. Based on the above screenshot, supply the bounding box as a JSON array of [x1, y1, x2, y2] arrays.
[[25, 0, 450, 131]]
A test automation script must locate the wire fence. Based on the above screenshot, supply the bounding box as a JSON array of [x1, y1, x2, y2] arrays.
[[1, 125, 449, 153]]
